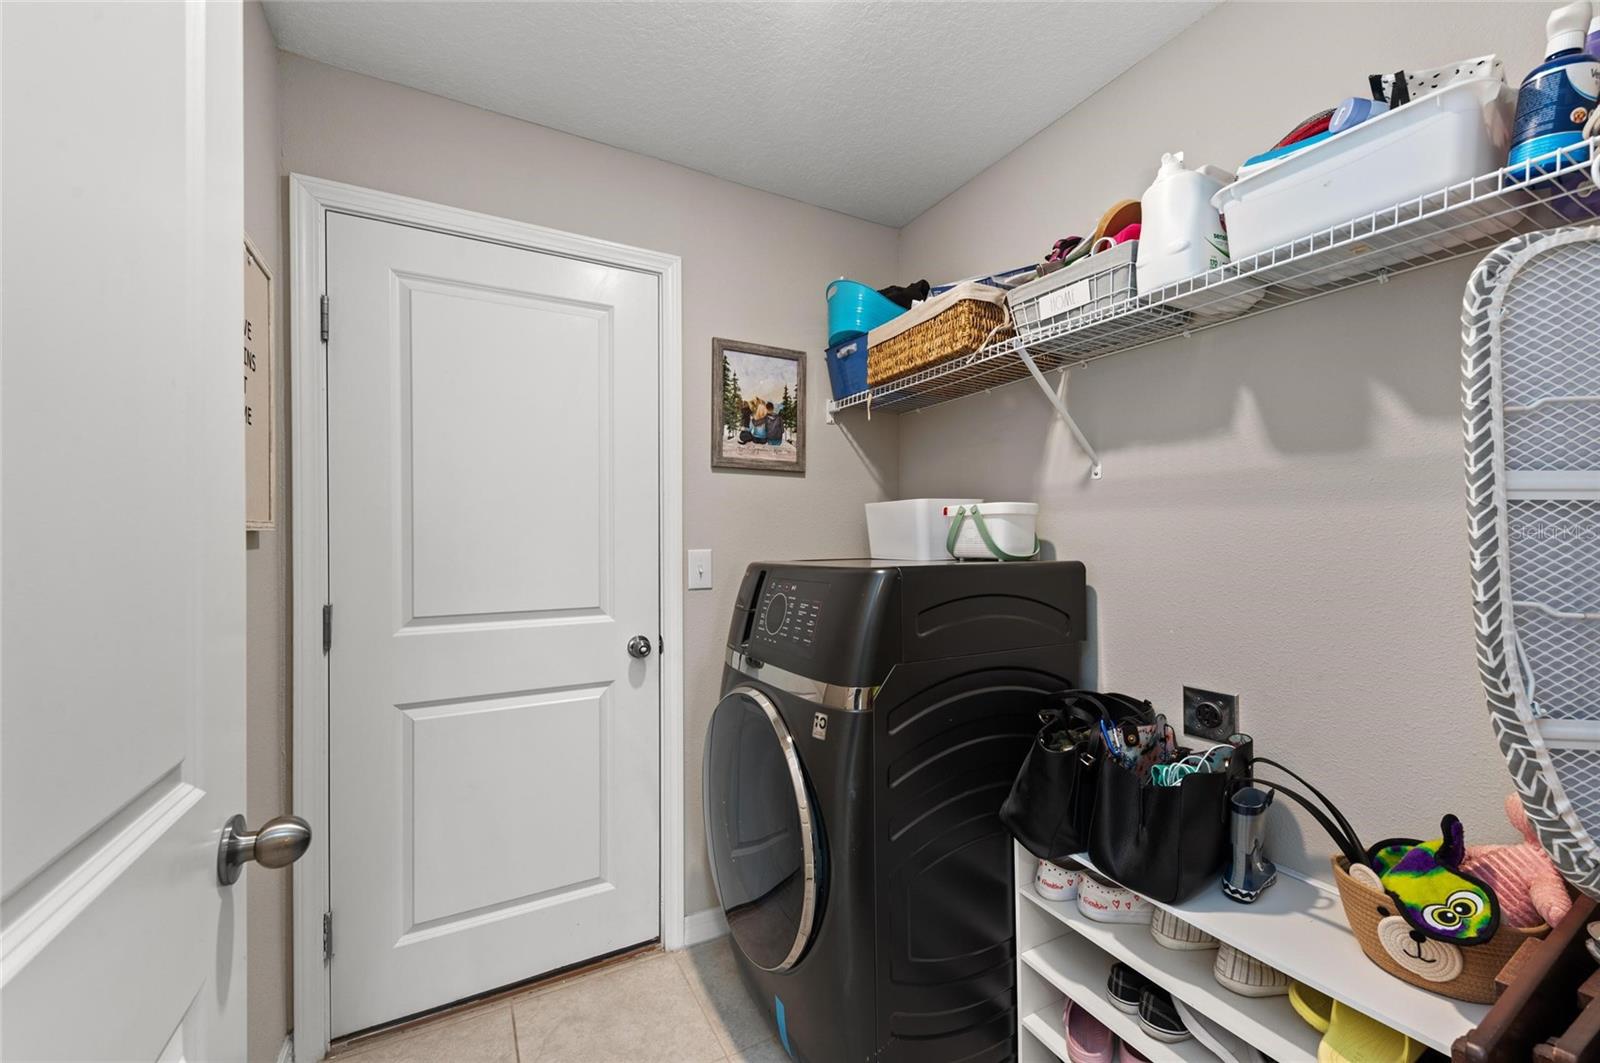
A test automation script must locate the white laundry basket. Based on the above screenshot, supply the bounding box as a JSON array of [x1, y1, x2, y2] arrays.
[[944, 503, 1040, 561]]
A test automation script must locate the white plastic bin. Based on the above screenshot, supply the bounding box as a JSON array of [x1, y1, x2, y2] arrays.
[[944, 503, 1040, 561], [866, 499, 982, 560], [1212, 76, 1514, 264]]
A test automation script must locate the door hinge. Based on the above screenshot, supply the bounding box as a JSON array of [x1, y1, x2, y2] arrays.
[[658, 635, 665, 655], [320, 294, 330, 343], [323, 910, 333, 962], [322, 603, 333, 654]]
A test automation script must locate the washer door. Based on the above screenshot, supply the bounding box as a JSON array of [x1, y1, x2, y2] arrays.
[[704, 685, 821, 972]]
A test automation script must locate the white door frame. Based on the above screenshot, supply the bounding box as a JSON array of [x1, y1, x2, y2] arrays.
[[288, 174, 685, 1059]]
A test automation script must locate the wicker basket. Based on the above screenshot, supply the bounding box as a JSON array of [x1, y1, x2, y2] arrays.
[[1331, 856, 1547, 1004], [867, 298, 1012, 388]]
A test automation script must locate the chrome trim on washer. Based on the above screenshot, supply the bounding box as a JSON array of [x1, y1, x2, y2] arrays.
[[726, 685, 818, 973], [725, 649, 877, 712]]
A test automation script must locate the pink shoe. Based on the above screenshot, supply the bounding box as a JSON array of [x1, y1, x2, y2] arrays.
[[1064, 999, 1116, 1063], [1116, 1042, 1151, 1063]]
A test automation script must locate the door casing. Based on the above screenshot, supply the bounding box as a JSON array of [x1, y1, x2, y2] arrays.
[[289, 174, 685, 1060]]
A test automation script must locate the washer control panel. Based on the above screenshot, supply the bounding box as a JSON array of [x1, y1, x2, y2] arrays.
[[754, 577, 828, 655]]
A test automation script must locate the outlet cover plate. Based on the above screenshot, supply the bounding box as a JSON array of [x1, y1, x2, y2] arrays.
[[1183, 686, 1238, 743]]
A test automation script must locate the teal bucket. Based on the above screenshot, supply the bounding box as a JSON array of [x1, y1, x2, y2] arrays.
[[826, 279, 905, 348]]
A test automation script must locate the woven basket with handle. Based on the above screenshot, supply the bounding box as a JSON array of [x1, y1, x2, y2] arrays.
[[866, 299, 1011, 387], [1330, 856, 1546, 1004]]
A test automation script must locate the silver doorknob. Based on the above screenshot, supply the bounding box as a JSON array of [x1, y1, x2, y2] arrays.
[[627, 635, 653, 659], [217, 813, 312, 885]]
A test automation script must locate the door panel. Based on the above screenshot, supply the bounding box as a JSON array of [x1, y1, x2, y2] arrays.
[[327, 212, 661, 1034], [1, 2, 245, 1059], [404, 688, 606, 926], [406, 279, 608, 620]]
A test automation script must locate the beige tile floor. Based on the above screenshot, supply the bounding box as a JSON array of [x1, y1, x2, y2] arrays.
[[325, 939, 788, 1063]]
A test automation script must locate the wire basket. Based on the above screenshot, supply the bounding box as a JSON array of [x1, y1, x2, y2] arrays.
[[1008, 240, 1139, 336], [867, 298, 1011, 388]]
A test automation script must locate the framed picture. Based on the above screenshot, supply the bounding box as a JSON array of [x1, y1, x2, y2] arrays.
[[244, 235, 275, 529], [712, 338, 805, 474]]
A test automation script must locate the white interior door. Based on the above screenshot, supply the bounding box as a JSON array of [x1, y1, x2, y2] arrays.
[[1, 3, 247, 1060], [326, 211, 662, 1035]]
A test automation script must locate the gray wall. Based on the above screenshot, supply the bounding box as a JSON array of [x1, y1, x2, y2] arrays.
[[245, 4, 293, 1062], [275, 51, 902, 924], [894, 1, 1543, 876]]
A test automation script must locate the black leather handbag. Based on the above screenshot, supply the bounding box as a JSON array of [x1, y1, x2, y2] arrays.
[[1088, 735, 1254, 904], [1000, 690, 1154, 863]]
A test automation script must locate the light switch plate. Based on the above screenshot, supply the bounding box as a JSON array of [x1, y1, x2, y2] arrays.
[[687, 549, 713, 590]]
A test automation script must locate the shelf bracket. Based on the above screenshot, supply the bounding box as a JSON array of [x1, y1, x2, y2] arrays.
[[1017, 349, 1102, 480]]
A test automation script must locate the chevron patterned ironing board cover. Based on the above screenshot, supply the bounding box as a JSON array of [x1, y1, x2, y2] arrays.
[[1464, 226, 1600, 900]]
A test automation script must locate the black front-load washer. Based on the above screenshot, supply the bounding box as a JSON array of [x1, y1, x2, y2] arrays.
[[703, 559, 1086, 1063]]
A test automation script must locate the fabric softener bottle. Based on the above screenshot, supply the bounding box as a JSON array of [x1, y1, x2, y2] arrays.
[[1509, 1, 1600, 171]]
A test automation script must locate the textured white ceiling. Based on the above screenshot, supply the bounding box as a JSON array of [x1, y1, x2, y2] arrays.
[[264, 2, 1218, 227]]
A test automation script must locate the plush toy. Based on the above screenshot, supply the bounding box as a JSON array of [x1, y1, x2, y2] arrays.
[[1371, 815, 1500, 944], [1460, 793, 1572, 929]]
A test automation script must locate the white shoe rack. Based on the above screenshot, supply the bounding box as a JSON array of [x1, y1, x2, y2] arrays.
[[1012, 844, 1489, 1061]]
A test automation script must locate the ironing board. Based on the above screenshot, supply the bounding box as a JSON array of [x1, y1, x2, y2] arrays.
[[1464, 225, 1600, 900]]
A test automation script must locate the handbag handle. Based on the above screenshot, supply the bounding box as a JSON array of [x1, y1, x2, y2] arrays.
[[1038, 690, 1148, 726], [1247, 756, 1367, 868], [945, 505, 1041, 561]]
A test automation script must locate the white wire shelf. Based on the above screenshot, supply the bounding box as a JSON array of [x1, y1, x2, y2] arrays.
[[828, 140, 1600, 478]]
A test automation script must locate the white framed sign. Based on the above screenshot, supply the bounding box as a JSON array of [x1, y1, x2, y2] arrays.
[[244, 235, 275, 529]]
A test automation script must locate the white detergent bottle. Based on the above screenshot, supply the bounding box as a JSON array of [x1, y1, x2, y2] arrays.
[[1135, 151, 1234, 297]]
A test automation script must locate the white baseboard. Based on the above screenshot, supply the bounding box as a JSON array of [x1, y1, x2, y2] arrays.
[[276, 1035, 295, 1063], [682, 907, 728, 947]]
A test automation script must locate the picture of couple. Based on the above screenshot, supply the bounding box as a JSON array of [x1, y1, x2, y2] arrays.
[[712, 339, 806, 473]]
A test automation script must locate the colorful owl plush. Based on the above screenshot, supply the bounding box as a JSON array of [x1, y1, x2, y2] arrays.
[[1370, 815, 1500, 945]]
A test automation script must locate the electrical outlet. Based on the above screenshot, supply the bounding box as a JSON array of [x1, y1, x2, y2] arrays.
[[1183, 686, 1239, 743], [687, 549, 713, 590]]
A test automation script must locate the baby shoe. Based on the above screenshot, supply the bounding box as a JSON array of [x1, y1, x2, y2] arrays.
[[1137, 986, 1191, 1043], [1064, 999, 1116, 1063], [1213, 942, 1290, 997], [1077, 874, 1154, 924], [1036, 858, 1085, 902], [1106, 962, 1151, 1013], [1151, 908, 1219, 951]]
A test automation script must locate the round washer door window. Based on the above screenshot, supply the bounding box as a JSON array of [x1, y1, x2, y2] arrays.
[[703, 686, 821, 971]]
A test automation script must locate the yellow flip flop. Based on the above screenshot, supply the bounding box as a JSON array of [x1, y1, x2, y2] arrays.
[[1289, 982, 1332, 1034], [1319, 1001, 1423, 1063], [1289, 982, 1421, 1063]]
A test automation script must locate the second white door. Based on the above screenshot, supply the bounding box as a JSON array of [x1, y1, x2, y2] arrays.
[[326, 209, 662, 1035]]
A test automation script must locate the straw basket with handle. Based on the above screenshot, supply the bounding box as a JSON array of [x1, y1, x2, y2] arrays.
[[866, 282, 1012, 388]]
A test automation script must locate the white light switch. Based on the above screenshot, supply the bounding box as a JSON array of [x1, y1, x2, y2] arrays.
[[687, 549, 713, 590]]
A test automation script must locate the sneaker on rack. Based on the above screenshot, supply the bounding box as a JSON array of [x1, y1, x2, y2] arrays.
[[1035, 858, 1085, 902], [1077, 874, 1154, 924], [1213, 942, 1291, 998], [1136, 986, 1192, 1044], [1105, 962, 1151, 1014], [1150, 907, 1220, 951]]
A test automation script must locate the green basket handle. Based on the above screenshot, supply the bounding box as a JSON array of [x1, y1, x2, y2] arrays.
[[944, 505, 1041, 562]]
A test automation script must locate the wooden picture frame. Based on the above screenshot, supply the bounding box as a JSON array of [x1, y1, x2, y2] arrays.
[[711, 338, 805, 474], [244, 234, 275, 529]]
